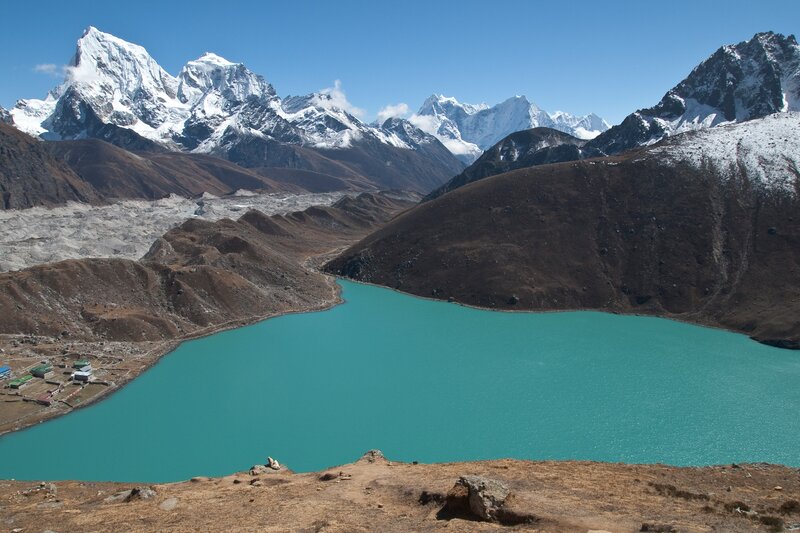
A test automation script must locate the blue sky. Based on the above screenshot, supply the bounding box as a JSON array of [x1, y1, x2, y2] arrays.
[[1, 0, 798, 124]]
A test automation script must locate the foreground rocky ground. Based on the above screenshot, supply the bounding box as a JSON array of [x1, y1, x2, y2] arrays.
[[1, 452, 798, 532]]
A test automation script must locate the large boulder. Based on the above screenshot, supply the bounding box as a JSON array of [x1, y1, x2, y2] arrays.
[[440, 475, 509, 521]]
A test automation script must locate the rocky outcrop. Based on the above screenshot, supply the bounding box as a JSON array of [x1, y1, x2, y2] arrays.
[[0, 106, 12, 125]]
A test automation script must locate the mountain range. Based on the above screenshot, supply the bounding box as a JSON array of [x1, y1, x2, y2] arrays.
[[8, 27, 463, 194], [3, 29, 798, 210], [5, 27, 614, 192], [410, 94, 610, 162]]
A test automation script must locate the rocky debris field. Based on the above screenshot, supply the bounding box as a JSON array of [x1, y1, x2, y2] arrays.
[[1, 451, 798, 532], [0, 191, 346, 272]]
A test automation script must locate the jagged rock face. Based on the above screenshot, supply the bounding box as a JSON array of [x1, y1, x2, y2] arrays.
[[328, 113, 800, 349], [411, 94, 610, 163], [0, 106, 12, 125], [588, 31, 800, 155]]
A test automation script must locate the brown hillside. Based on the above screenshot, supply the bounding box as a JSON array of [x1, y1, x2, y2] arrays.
[[0, 123, 100, 209], [328, 154, 800, 348]]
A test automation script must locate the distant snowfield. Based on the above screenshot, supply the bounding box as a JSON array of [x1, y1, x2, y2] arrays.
[[0, 192, 345, 272]]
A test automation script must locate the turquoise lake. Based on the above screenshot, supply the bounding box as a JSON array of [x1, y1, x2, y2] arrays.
[[1, 280, 799, 482]]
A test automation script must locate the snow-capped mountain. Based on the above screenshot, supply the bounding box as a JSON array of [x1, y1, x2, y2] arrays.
[[589, 31, 800, 155], [10, 27, 464, 193], [410, 94, 610, 163], [0, 106, 11, 125], [11, 27, 438, 154]]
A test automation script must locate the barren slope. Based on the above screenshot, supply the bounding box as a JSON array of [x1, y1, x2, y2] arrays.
[[1, 453, 798, 532]]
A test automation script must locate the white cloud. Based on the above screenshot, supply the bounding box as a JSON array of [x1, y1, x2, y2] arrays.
[[408, 114, 439, 135], [376, 102, 409, 123], [408, 114, 481, 157], [314, 80, 365, 119], [64, 62, 100, 85], [33, 63, 65, 77]]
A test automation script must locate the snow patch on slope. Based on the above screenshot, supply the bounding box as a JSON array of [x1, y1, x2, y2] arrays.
[[651, 112, 800, 193]]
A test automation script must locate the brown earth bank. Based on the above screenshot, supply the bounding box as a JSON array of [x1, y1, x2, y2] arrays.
[[0, 192, 414, 434], [327, 152, 800, 349], [1, 451, 798, 532]]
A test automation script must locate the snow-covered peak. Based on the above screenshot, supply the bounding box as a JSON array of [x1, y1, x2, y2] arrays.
[[418, 94, 490, 116], [379, 117, 435, 148], [178, 52, 275, 106], [69, 25, 179, 102], [412, 94, 610, 162], [12, 26, 186, 140], [194, 52, 235, 67]]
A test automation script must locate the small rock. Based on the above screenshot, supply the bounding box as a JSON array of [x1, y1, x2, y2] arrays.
[[250, 480, 263, 487], [36, 501, 64, 510], [267, 456, 281, 470], [159, 497, 178, 511], [125, 486, 157, 502], [360, 449, 385, 463], [319, 472, 338, 481], [774, 486, 783, 491], [104, 490, 133, 504], [508, 295, 519, 305], [250, 465, 269, 476]]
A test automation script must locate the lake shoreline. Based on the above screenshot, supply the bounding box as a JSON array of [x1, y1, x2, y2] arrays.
[[0, 259, 346, 438], [337, 277, 799, 351]]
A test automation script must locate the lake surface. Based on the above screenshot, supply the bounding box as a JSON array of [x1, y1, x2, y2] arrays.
[[1, 280, 799, 482]]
